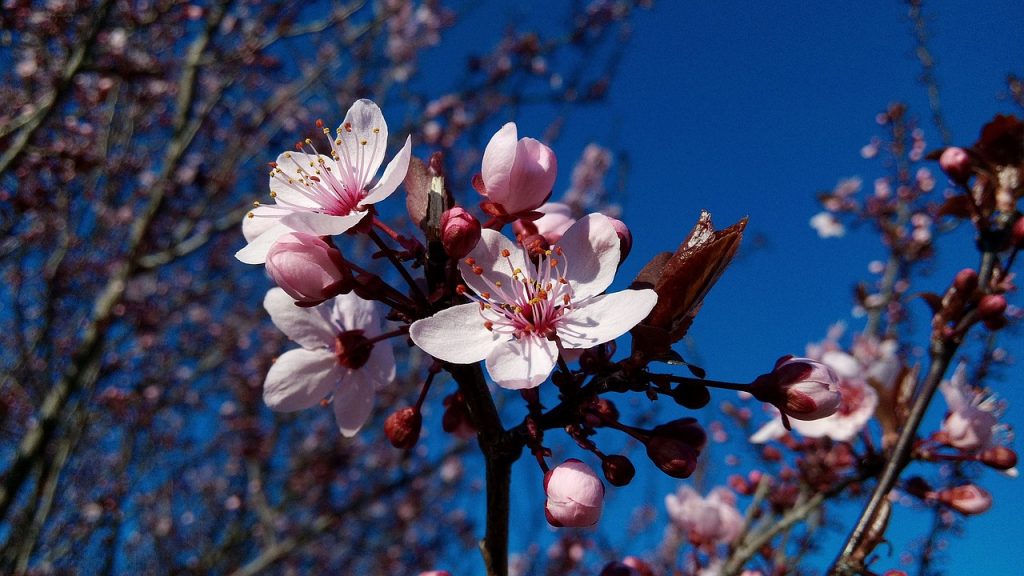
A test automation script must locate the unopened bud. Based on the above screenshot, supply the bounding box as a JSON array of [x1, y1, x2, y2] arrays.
[[980, 446, 1018, 471], [601, 454, 635, 486], [644, 418, 705, 479], [953, 268, 978, 294], [266, 232, 348, 305], [544, 459, 604, 527], [750, 357, 841, 421], [671, 384, 711, 409], [939, 147, 971, 182], [384, 407, 422, 449], [1012, 217, 1024, 249], [934, 484, 992, 515], [440, 207, 481, 259], [977, 294, 1007, 320], [606, 217, 632, 263]]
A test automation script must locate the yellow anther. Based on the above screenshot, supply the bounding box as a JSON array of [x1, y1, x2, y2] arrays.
[[246, 211, 254, 218], [495, 281, 503, 288], [269, 191, 277, 198], [373, 127, 380, 133], [252, 200, 261, 207], [360, 140, 368, 145], [305, 138, 312, 144]]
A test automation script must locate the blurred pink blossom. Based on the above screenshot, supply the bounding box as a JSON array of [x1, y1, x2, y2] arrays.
[[664, 486, 743, 547], [938, 363, 1008, 453]]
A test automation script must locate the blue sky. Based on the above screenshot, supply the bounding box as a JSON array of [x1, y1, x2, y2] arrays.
[[423, 1, 1024, 573]]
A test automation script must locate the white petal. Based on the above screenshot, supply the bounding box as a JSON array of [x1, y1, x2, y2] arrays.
[[362, 334, 397, 391], [243, 205, 287, 243], [332, 368, 375, 437], [458, 229, 528, 299], [557, 290, 657, 349], [555, 214, 620, 299], [281, 211, 366, 236], [485, 336, 557, 390], [821, 351, 861, 379], [339, 99, 388, 188], [409, 303, 502, 364], [264, 288, 335, 349], [329, 292, 379, 333], [361, 135, 412, 206], [270, 152, 331, 207], [263, 348, 341, 411], [236, 222, 295, 264], [749, 418, 786, 444]]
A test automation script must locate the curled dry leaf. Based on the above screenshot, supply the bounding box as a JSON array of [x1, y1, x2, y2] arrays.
[[630, 210, 746, 356]]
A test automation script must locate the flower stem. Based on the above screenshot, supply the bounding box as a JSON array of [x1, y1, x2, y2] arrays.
[[367, 228, 429, 309]]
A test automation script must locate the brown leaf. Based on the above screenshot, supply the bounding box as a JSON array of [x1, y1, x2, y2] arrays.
[[974, 114, 1024, 166], [936, 194, 972, 219], [404, 156, 431, 230], [632, 211, 747, 353]]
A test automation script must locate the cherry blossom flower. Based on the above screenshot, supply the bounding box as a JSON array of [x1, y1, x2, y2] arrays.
[[938, 362, 1009, 452], [749, 356, 842, 422], [262, 288, 395, 437], [265, 232, 348, 305], [531, 202, 576, 244], [409, 214, 657, 389], [544, 459, 604, 527], [664, 486, 743, 546], [477, 122, 557, 218], [237, 99, 412, 264], [750, 354, 878, 443]]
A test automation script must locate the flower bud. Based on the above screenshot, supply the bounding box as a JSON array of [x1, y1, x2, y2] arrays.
[[1012, 217, 1024, 249], [644, 419, 704, 479], [750, 357, 842, 422], [671, 384, 711, 409], [979, 446, 1017, 471], [953, 268, 978, 294], [607, 217, 632, 263], [440, 207, 481, 259], [544, 459, 604, 527], [977, 294, 1007, 320], [939, 146, 971, 182], [420, 571, 451, 576], [934, 484, 992, 515], [265, 232, 348, 305], [601, 454, 635, 487], [622, 556, 656, 576], [384, 407, 422, 449]]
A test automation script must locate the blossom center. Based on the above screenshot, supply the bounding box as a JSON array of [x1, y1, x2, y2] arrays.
[[462, 244, 575, 341], [335, 329, 372, 370]]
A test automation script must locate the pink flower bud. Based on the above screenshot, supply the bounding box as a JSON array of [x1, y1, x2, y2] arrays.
[[1012, 217, 1024, 249], [479, 122, 557, 216], [953, 268, 978, 294], [644, 419, 705, 479], [384, 407, 422, 449], [980, 446, 1017, 471], [544, 459, 604, 528], [601, 454, 635, 487], [977, 294, 1007, 320], [419, 571, 451, 576], [750, 357, 842, 421], [939, 146, 971, 181], [265, 232, 347, 305], [934, 484, 992, 515], [440, 207, 481, 259], [606, 217, 632, 263]]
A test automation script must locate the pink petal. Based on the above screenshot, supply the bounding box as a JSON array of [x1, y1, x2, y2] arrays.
[[485, 336, 558, 390], [263, 288, 335, 349], [749, 418, 786, 444], [557, 289, 658, 349], [504, 137, 557, 214], [332, 368, 375, 437], [555, 214, 620, 299], [328, 292, 380, 334], [480, 122, 518, 203], [458, 229, 529, 300], [361, 135, 412, 206], [361, 334, 397, 391], [409, 303, 501, 364], [263, 348, 342, 411]]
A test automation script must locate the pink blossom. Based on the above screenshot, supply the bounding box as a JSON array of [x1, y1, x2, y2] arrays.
[[931, 484, 992, 515], [237, 99, 412, 264], [938, 363, 1004, 452], [544, 459, 604, 527], [750, 354, 878, 443], [440, 207, 482, 259], [479, 122, 557, 217], [262, 288, 395, 437], [265, 232, 347, 305], [664, 486, 743, 546], [409, 214, 657, 389], [750, 356, 842, 422], [810, 211, 845, 238]]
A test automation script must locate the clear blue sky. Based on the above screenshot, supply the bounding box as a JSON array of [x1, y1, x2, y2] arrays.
[[424, 2, 1023, 573]]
